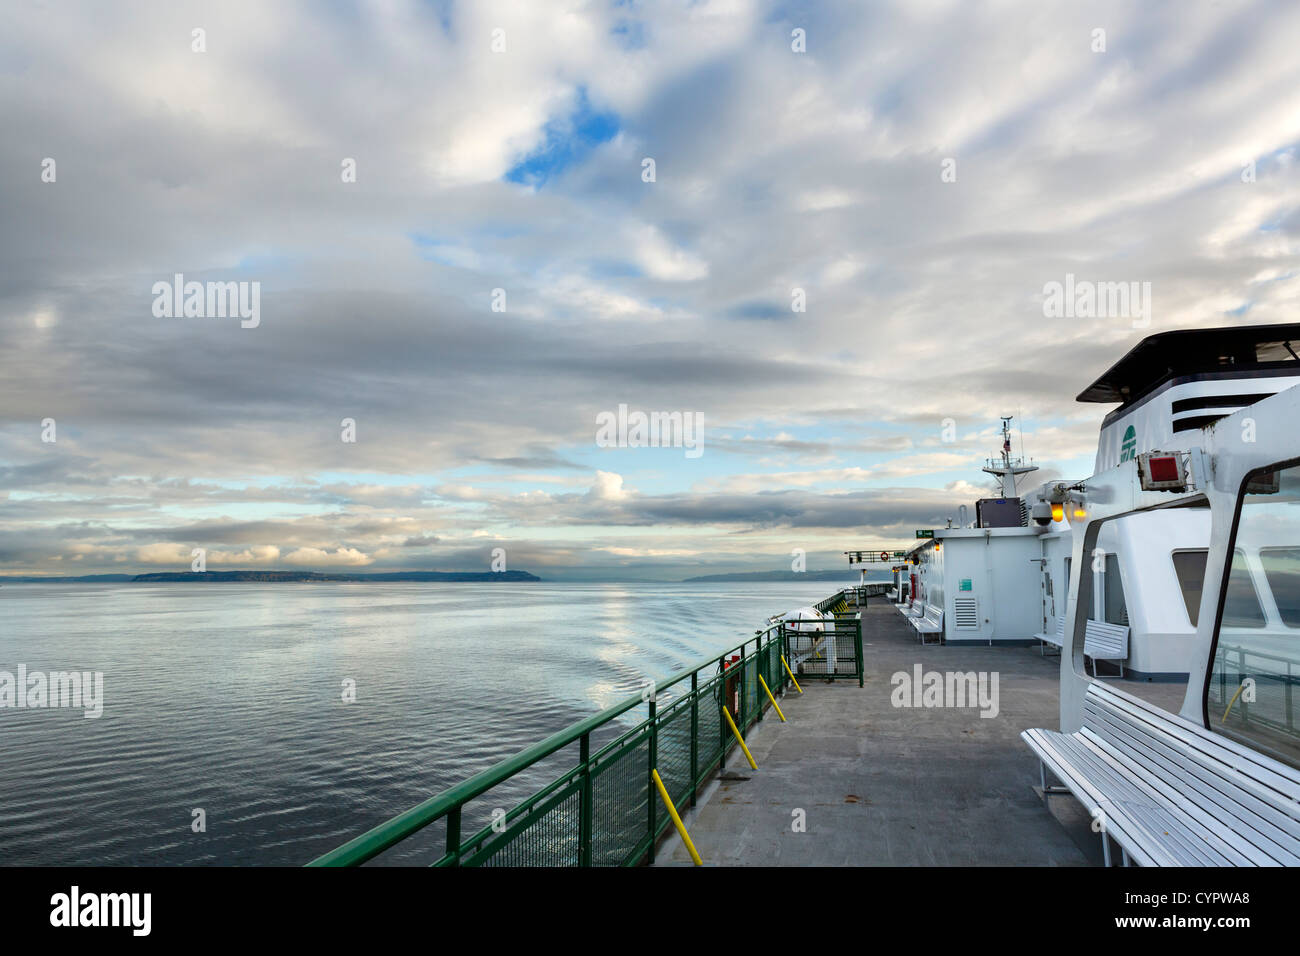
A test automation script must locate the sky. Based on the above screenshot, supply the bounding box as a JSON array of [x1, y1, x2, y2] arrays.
[[2, 0, 1299, 581]]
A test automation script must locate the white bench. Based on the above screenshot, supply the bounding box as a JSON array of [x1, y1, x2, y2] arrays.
[[1084, 620, 1130, 677], [1036, 617, 1065, 655], [886, 588, 898, 601], [908, 604, 943, 644], [1023, 681, 1300, 866], [1033, 617, 1128, 675]]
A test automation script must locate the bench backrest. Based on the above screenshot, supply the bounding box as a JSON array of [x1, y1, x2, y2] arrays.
[[1081, 681, 1300, 865], [1084, 619, 1128, 659], [923, 605, 943, 625]]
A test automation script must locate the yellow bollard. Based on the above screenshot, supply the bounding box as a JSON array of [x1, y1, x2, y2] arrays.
[[651, 768, 703, 866], [757, 674, 786, 722], [781, 655, 803, 694], [722, 706, 758, 770]]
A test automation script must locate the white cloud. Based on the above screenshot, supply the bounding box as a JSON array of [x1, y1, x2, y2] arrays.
[[282, 547, 373, 567], [4, 1, 1300, 578]]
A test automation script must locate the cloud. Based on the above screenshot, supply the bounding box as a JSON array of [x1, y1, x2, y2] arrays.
[[282, 547, 374, 567], [3, 1, 1300, 578]]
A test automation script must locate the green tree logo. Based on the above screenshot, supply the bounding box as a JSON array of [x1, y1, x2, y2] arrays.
[[1120, 425, 1137, 462]]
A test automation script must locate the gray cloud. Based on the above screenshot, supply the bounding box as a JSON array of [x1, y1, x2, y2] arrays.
[[3, 0, 1299, 577]]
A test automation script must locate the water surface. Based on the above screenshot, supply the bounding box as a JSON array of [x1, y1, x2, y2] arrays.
[[0, 580, 853, 865]]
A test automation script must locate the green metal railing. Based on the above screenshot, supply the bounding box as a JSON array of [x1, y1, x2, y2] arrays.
[[786, 588, 866, 686], [309, 590, 865, 867]]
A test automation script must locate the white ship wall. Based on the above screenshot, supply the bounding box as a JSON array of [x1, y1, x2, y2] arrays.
[[933, 529, 1042, 644], [1096, 510, 1210, 677], [1094, 375, 1300, 473]]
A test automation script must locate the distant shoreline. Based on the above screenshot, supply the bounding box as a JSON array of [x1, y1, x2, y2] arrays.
[[0, 570, 542, 584], [680, 570, 881, 583]]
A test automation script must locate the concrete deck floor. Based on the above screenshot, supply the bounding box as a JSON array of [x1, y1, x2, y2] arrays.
[[657, 601, 1189, 866]]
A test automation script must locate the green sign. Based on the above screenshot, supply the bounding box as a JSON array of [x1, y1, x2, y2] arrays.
[[960, 579, 972, 591], [1120, 425, 1137, 463], [915, 530, 934, 539], [893, 550, 906, 557]]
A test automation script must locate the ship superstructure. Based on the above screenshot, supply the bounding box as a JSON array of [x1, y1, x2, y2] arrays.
[[876, 324, 1300, 677]]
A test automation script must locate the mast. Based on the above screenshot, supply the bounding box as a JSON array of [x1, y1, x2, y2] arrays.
[[981, 416, 1037, 497]]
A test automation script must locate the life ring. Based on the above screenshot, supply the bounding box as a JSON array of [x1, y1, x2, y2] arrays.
[[879, 551, 889, 561]]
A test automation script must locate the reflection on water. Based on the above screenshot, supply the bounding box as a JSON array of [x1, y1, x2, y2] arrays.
[[0, 580, 852, 865]]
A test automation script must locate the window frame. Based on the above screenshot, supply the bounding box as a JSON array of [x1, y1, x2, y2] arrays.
[[1171, 547, 1209, 628], [1257, 546, 1300, 630], [1201, 456, 1300, 744]]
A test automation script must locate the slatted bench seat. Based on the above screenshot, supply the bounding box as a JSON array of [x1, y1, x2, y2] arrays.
[[1084, 620, 1130, 676], [1033, 618, 1127, 673], [1023, 681, 1300, 866], [1036, 616, 1065, 655], [908, 604, 943, 645]]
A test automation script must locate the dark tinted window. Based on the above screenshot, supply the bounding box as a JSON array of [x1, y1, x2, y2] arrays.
[[1172, 549, 1263, 627], [1172, 550, 1206, 626], [1261, 547, 1300, 626], [1103, 554, 1128, 626], [1223, 553, 1266, 628]]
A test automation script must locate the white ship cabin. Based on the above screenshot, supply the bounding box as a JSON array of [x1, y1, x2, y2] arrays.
[[891, 325, 1300, 677], [1029, 324, 1300, 680], [902, 527, 1043, 645], [1020, 368, 1300, 864], [892, 416, 1049, 644]]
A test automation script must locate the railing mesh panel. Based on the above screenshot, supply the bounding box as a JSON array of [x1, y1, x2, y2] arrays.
[[591, 735, 649, 866]]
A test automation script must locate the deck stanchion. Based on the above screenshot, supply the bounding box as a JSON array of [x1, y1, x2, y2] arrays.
[[721, 706, 758, 770], [651, 769, 702, 866], [445, 806, 461, 866], [757, 674, 786, 722], [718, 655, 727, 771], [579, 733, 593, 866], [781, 655, 803, 694], [746, 641, 753, 725], [689, 671, 699, 807], [855, 616, 864, 688], [647, 696, 657, 863]]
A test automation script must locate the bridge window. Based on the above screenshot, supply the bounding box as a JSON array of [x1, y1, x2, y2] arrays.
[[1260, 548, 1300, 627], [1172, 550, 1206, 626], [1207, 461, 1300, 766], [1173, 549, 1265, 628], [1103, 554, 1128, 626]]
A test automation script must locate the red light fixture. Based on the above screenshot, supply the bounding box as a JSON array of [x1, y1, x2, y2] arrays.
[[1137, 450, 1187, 491]]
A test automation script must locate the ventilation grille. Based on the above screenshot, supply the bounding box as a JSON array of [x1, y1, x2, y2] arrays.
[[954, 597, 979, 629]]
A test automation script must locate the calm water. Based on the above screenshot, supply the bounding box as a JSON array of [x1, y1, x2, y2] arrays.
[[0, 580, 854, 865]]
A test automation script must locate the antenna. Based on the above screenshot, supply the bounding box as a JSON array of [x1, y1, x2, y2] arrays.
[[981, 415, 1037, 498]]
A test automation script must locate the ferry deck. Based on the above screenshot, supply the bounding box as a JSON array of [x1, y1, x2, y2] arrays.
[[656, 599, 1184, 866], [311, 325, 1300, 869]]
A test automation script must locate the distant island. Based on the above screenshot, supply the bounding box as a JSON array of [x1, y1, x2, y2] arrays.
[[682, 570, 873, 583], [2, 570, 541, 583], [132, 570, 542, 583], [0, 574, 136, 583]]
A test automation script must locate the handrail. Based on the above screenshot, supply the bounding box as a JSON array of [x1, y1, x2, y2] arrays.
[[309, 622, 784, 867]]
